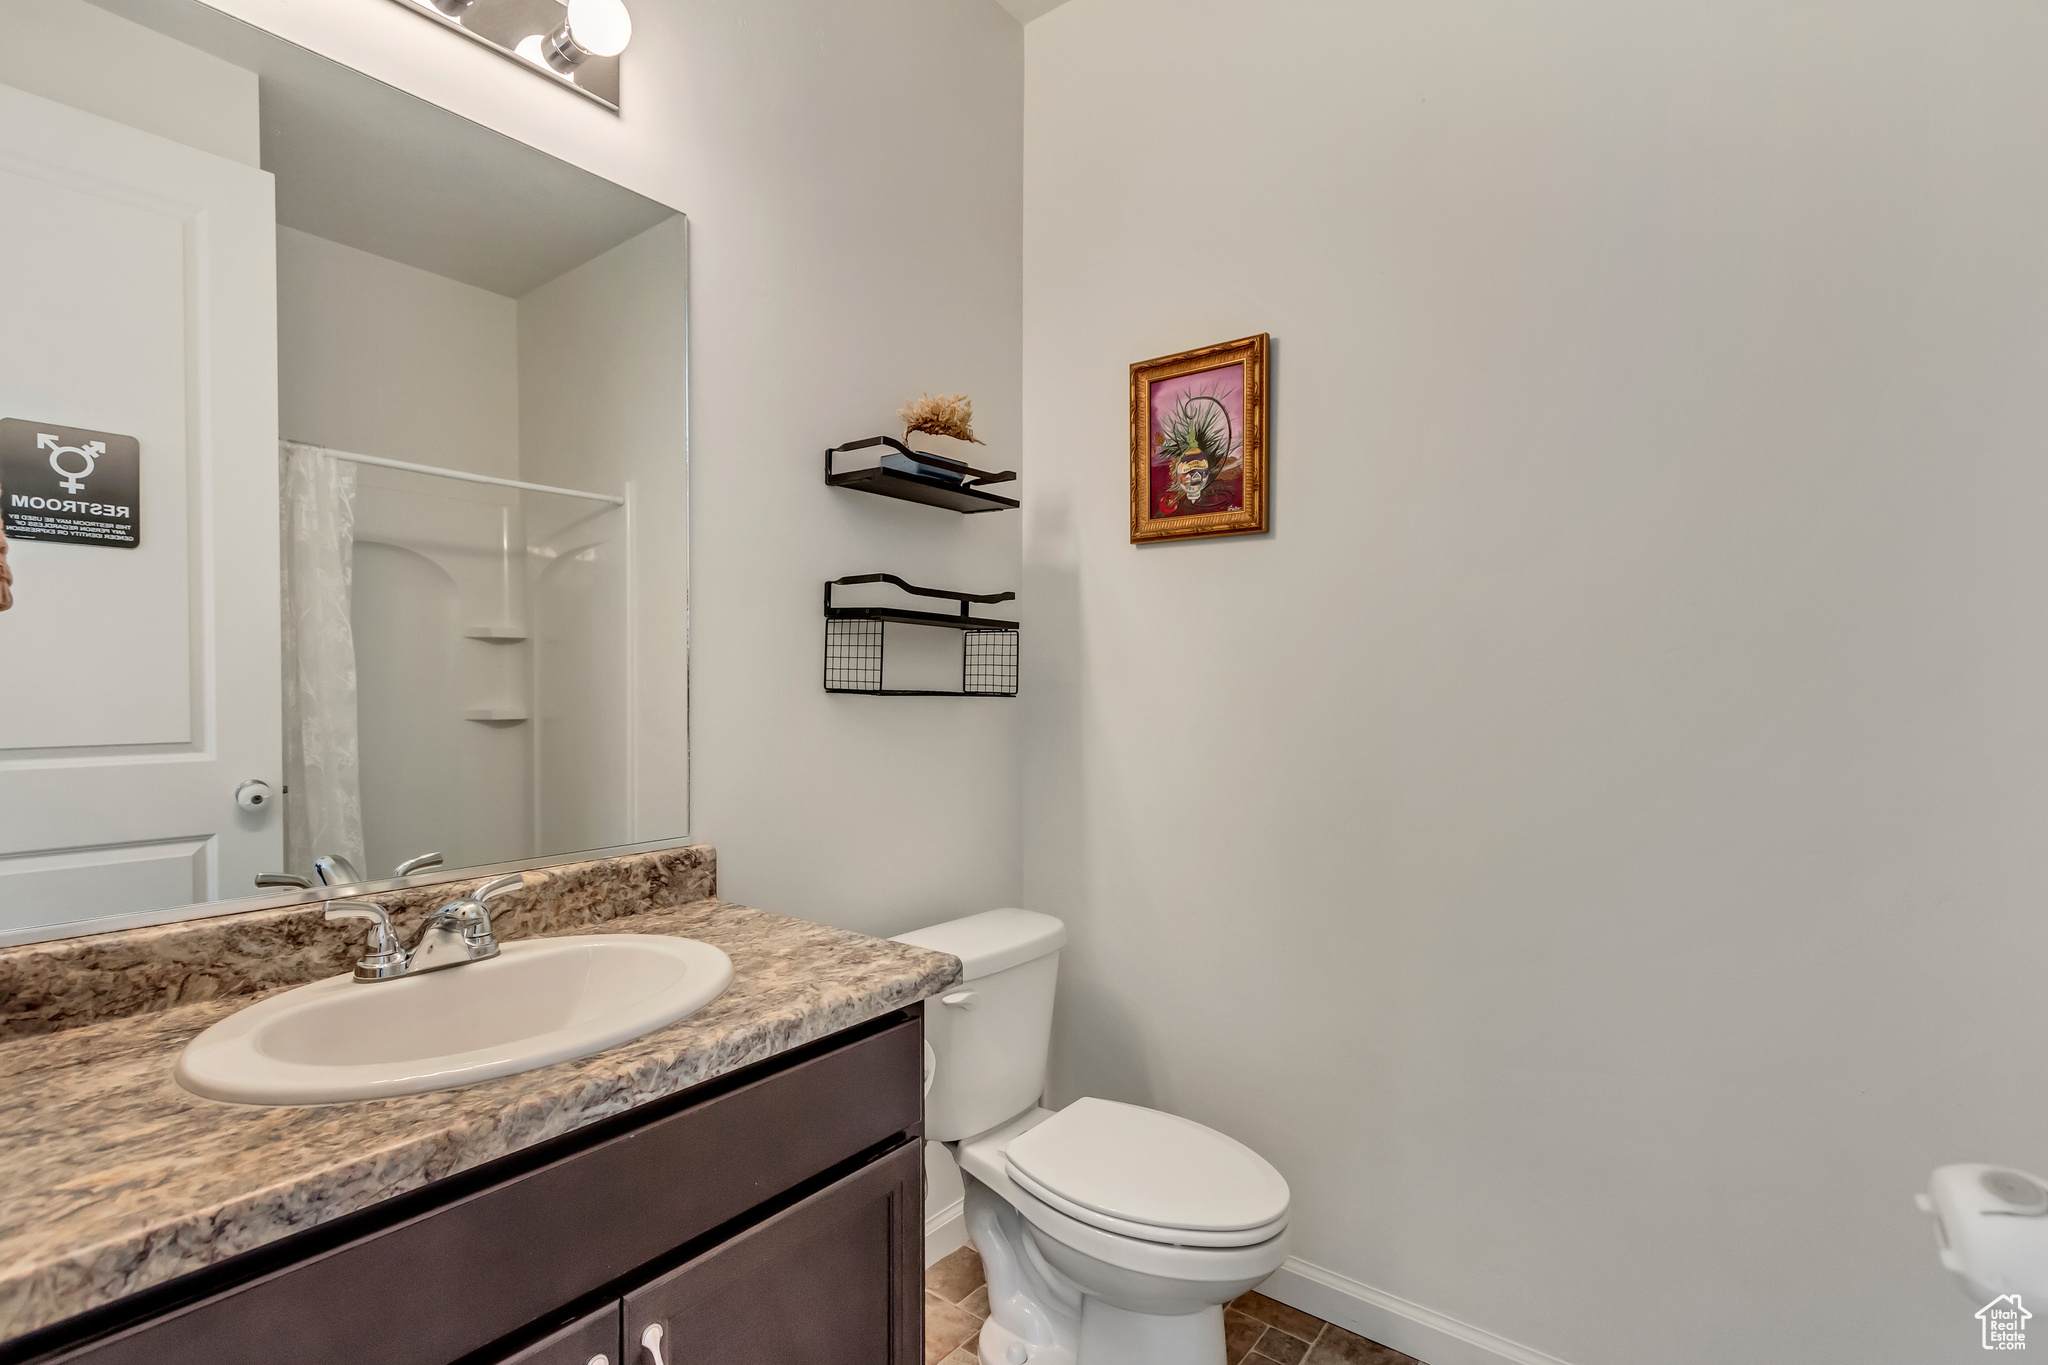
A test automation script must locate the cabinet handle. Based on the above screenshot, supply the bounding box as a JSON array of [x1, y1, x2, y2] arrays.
[[641, 1323, 668, 1365], [588, 1357, 609, 1365]]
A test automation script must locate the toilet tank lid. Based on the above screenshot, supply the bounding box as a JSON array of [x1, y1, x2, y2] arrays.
[[892, 909, 1066, 981]]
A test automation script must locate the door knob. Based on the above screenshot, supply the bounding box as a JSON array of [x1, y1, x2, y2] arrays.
[[234, 779, 274, 812]]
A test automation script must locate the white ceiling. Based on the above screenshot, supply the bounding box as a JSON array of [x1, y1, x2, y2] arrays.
[[996, 0, 1075, 22], [93, 0, 678, 297]]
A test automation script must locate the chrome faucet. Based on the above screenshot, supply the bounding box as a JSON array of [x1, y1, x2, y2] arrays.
[[408, 873, 521, 974], [262, 851, 442, 892], [325, 873, 525, 983], [313, 854, 363, 887]]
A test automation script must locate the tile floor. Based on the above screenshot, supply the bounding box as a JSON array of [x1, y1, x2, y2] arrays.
[[925, 1244, 1422, 1365]]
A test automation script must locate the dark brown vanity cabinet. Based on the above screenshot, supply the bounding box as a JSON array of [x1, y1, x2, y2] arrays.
[[16, 1011, 926, 1365], [488, 1305, 620, 1365], [619, 1140, 923, 1365]]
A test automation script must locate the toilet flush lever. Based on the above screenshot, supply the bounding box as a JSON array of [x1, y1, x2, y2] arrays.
[[941, 990, 979, 1011]]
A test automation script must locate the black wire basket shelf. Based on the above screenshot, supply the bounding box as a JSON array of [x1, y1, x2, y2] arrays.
[[824, 574, 1018, 697]]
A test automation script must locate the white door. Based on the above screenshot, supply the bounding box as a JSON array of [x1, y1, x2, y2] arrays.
[[0, 81, 281, 941]]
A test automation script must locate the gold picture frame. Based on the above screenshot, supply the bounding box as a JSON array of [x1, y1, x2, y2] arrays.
[[1130, 333, 1268, 544]]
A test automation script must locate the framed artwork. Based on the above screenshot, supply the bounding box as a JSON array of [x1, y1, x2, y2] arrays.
[[1129, 333, 1268, 544]]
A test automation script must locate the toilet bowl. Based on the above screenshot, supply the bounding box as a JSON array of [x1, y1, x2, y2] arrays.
[[895, 910, 1291, 1365]]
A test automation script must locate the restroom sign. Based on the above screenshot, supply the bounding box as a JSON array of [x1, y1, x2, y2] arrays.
[[0, 419, 140, 548]]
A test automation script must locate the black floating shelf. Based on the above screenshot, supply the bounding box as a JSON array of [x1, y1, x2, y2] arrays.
[[824, 574, 1018, 697], [826, 436, 1019, 514]]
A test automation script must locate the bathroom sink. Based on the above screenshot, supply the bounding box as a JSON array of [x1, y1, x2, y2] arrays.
[[175, 935, 734, 1106]]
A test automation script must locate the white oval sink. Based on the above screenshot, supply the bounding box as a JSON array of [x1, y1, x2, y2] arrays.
[[175, 935, 734, 1106]]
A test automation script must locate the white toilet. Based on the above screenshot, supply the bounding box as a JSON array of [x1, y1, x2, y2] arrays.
[[896, 910, 1290, 1365]]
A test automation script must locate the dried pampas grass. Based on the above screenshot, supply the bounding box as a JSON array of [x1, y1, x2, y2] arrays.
[[899, 393, 984, 446]]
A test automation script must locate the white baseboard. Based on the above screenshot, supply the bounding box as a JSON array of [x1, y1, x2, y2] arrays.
[[925, 1197, 969, 1268], [1258, 1259, 1576, 1365]]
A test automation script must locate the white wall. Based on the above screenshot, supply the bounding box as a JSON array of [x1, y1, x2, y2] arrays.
[[1022, 3, 2048, 1363], [0, 0, 256, 166], [199, 0, 1026, 933]]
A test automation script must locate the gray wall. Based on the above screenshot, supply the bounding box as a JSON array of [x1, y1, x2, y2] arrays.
[[277, 227, 520, 479], [1020, 2, 2048, 1362], [0, 0, 257, 166]]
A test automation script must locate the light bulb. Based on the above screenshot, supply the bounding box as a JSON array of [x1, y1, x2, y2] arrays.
[[566, 0, 632, 58], [540, 0, 632, 70]]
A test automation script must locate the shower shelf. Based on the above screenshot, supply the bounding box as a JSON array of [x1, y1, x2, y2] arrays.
[[824, 575, 1018, 698], [825, 436, 1018, 514]]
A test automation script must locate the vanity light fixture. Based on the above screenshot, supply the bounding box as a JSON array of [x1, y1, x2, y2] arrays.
[[390, 0, 629, 111], [542, 0, 633, 71]]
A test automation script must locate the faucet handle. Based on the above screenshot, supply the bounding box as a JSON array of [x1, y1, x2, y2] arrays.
[[326, 900, 409, 981], [474, 873, 524, 905], [392, 852, 444, 879], [454, 874, 523, 949], [255, 872, 313, 890]]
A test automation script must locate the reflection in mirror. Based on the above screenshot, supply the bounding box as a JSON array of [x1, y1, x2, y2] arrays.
[[0, 0, 688, 945]]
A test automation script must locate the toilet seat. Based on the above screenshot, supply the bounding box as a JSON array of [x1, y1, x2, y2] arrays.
[[1003, 1098, 1291, 1249], [1007, 1164, 1290, 1248], [1001, 1171, 1289, 1286]]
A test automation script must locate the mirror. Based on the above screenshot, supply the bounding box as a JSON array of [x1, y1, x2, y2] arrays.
[[0, 0, 689, 944]]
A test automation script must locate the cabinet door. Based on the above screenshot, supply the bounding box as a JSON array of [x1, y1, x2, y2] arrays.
[[487, 1304, 619, 1365], [623, 1139, 923, 1365]]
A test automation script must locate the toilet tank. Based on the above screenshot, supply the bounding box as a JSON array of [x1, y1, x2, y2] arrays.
[[893, 909, 1066, 1143]]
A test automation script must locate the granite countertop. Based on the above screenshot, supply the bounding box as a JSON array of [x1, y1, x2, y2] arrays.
[[0, 876, 962, 1344]]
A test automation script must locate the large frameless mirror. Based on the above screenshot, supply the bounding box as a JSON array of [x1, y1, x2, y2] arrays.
[[0, 0, 689, 944]]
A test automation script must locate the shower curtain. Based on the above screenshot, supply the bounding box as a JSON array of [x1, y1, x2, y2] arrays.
[[279, 442, 365, 879]]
